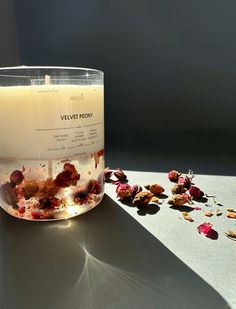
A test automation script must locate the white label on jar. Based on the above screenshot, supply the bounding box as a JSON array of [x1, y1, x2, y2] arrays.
[[0, 85, 104, 160]]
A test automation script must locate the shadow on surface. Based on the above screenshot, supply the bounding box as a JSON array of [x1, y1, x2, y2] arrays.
[[0, 195, 230, 309]]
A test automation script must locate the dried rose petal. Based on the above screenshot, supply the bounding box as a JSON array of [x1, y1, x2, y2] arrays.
[[168, 193, 190, 207], [194, 206, 202, 210], [216, 209, 222, 216], [31, 211, 42, 220], [182, 212, 193, 222], [168, 170, 181, 182], [178, 175, 191, 188], [104, 167, 113, 181], [197, 222, 213, 235], [114, 168, 127, 182], [18, 206, 25, 214], [116, 183, 132, 201], [226, 212, 236, 219], [188, 185, 204, 199], [10, 170, 24, 185], [171, 184, 186, 194], [204, 211, 213, 217], [145, 184, 164, 195], [226, 231, 236, 241], [132, 191, 154, 208]]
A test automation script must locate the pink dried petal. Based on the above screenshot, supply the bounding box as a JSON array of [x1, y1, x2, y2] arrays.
[[194, 206, 202, 210], [197, 222, 213, 235], [31, 211, 42, 220]]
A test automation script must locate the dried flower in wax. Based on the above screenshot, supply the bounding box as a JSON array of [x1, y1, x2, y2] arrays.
[[144, 184, 164, 195], [10, 170, 24, 186], [104, 167, 113, 182], [171, 184, 186, 195], [204, 210, 213, 217], [0, 182, 19, 207], [182, 212, 193, 222], [22, 180, 39, 199], [74, 186, 88, 204], [132, 191, 154, 208], [226, 212, 236, 219], [188, 185, 204, 199], [54, 163, 80, 187], [168, 170, 181, 182], [168, 193, 190, 207], [87, 179, 102, 195], [38, 197, 61, 209], [114, 168, 127, 182], [225, 231, 236, 241], [116, 183, 132, 201], [94, 149, 104, 168]]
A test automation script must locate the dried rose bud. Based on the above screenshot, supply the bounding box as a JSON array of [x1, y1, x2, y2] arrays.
[[131, 184, 142, 197], [18, 206, 25, 214], [116, 183, 132, 201], [114, 168, 127, 181], [22, 180, 39, 199], [168, 170, 181, 182], [38, 197, 61, 209], [87, 179, 102, 195], [226, 212, 236, 219], [178, 175, 191, 188], [132, 191, 154, 208], [182, 212, 193, 222], [10, 170, 24, 185], [150, 196, 159, 203], [145, 184, 164, 195], [168, 193, 189, 207], [197, 222, 213, 235], [188, 185, 204, 199], [204, 211, 213, 217], [171, 184, 186, 194], [104, 167, 113, 181], [0, 182, 19, 207]]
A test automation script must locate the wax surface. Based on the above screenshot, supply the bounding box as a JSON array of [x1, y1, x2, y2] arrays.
[[0, 85, 104, 159]]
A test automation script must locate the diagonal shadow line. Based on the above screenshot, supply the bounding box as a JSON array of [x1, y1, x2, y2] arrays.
[[0, 194, 231, 309]]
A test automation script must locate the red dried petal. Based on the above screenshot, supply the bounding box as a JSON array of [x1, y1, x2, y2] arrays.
[[197, 222, 213, 235], [189, 185, 204, 199]]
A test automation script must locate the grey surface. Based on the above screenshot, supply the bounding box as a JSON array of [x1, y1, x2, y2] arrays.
[[0, 169, 235, 309]]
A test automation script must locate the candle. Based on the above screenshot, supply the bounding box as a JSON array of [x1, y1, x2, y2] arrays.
[[0, 67, 104, 221]]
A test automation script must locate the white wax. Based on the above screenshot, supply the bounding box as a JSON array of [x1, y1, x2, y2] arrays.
[[0, 85, 104, 160]]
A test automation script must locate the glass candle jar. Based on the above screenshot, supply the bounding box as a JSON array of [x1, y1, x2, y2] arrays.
[[0, 66, 104, 221]]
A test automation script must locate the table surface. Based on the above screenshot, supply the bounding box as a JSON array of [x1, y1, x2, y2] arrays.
[[0, 170, 235, 309]]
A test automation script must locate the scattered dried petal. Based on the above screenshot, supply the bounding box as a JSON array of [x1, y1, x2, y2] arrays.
[[215, 209, 222, 216], [168, 193, 190, 207], [182, 212, 193, 222], [145, 184, 164, 195], [178, 175, 191, 188], [188, 185, 204, 199], [150, 196, 159, 203], [116, 183, 132, 201], [131, 184, 142, 197], [194, 206, 202, 210], [104, 167, 113, 181], [114, 168, 127, 182], [168, 170, 181, 182], [197, 222, 213, 235], [226, 212, 236, 219], [171, 184, 186, 194], [204, 211, 213, 217], [225, 231, 236, 241], [132, 191, 154, 208]]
